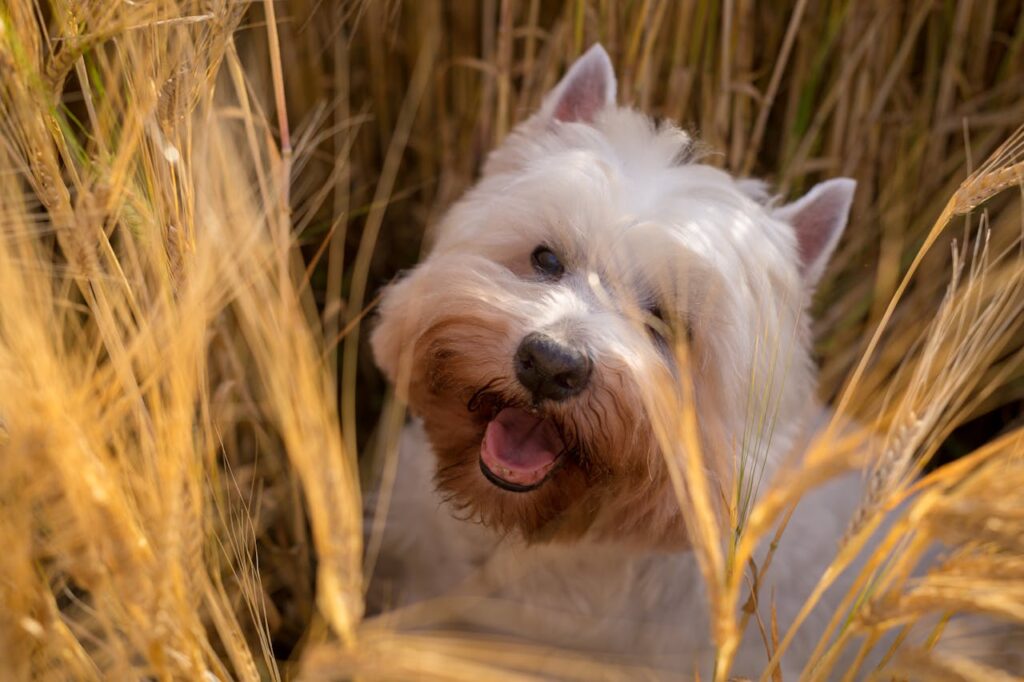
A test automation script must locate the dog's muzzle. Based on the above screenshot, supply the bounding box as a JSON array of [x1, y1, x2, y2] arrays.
[[514, 332, 592, 403]]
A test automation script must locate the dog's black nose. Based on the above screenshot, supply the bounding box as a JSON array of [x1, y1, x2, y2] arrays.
[[515, 332, 592, 402]]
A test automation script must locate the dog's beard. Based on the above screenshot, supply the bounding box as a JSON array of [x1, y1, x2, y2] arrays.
[[401, 315, 697, 546]]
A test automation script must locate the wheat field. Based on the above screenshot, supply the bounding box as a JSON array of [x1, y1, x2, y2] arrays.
[[0, 1, 1022, 679]]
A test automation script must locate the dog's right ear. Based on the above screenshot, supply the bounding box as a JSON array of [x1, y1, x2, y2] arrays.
[[540, 44, 617, 124]]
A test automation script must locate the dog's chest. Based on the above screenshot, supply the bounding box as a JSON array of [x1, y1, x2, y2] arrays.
[[375, 420, 864, 676]]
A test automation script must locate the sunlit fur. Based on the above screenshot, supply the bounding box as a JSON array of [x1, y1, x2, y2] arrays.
[[373, 113, 828, 534], [369, 46, 855, 675]]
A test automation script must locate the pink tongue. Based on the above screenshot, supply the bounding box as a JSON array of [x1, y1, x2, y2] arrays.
[[481, 407, 564, 486]]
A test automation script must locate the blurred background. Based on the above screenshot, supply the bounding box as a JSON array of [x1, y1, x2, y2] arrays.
[[2, 0, 1023, 677]]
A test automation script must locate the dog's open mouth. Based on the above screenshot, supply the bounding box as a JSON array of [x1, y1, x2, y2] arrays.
[[479, 406, 566, 492]]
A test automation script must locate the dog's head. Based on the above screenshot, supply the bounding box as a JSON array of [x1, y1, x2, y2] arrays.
[[372, 45, 854, 547]]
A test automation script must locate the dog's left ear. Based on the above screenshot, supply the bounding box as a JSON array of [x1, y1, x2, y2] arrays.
[[773, 178, 856, 288], [541, 44, 617, 124]]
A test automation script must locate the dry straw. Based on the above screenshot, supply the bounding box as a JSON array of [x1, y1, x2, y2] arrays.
[[1, 1, 1022, 680]]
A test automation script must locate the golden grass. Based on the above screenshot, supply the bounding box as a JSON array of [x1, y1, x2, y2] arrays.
[[1, 1, 1023, 680]]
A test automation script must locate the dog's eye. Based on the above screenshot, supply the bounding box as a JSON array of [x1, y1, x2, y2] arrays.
[[531, 246, 565, 279]]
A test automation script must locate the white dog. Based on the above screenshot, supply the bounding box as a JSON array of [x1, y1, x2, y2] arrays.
[[368, 44, 883, 677]]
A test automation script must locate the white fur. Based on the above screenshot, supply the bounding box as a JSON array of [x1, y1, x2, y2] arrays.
[[364, 45, 1015, 677], [369, 419, 870, 678]]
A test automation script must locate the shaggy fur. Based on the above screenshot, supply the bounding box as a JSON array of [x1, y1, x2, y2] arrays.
[[368, 45, 888, 677]]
